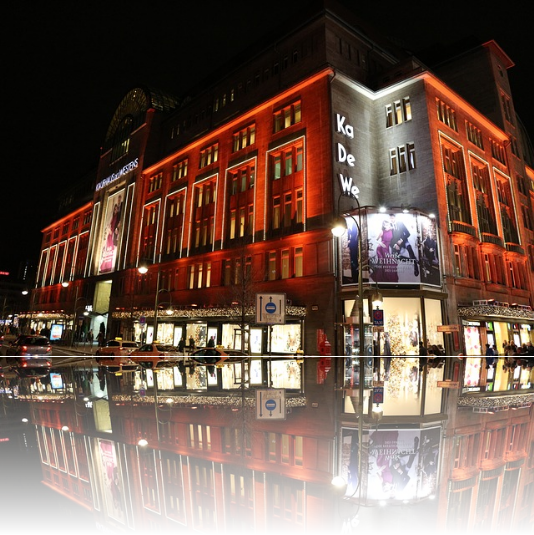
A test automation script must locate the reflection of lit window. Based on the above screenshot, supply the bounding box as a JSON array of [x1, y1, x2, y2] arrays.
[[464, 358, 481, 387]]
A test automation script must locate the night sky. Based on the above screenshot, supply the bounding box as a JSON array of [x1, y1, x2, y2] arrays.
[[3, 0, 532, 280]]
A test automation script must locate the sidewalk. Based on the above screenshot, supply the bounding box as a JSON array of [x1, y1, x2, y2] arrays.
[[54, 342, 96, 356]]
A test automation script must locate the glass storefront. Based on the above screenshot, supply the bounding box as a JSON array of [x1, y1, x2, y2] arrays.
[[343, 358, 445, 416], [343, 297, 444, 356]]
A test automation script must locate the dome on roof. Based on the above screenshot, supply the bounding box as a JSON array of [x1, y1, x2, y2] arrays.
[[104, 86, 179, 145]]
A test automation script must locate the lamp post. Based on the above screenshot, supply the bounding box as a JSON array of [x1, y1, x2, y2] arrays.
[[21, 289, 36, 334], [331, 195, 364, 357], [62, 281, 89, 346], [72, 297, 89, 347], [138, 264, 172, 343], [332, 196, 367, 511]]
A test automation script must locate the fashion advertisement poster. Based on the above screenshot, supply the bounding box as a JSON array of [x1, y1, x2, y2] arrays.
[[98, 439, 126, 523], [99, 192, 123, 274], [365, 212, 441, 286], [341, 427, 440, 502]]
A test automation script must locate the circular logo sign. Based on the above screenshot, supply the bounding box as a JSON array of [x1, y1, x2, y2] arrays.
[[265, 302, 277, 314], [265, 399, 277, 411]]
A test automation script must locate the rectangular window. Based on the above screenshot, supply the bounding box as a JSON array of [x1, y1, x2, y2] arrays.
[[386, 104, 394, 128], [294, 436, 303, 466], [273, 101, 302, 133], [199, 143, 219, 168], [232, 124, 256, 152], [281, 249, 290, 279], [386, 97, 411, 127], [295, 190, 303, 224], [436, 98, 458, 131], [172, 159, 188, 181], [389, 148, 398, 175], [295, 247, 303, 277], [284, 193, 292, 227], [268, 252, 277, 281], [390, 143, 416, 174], [148, 173, 163, 193], [273, 197, 281, 229], [268, 432, 277, 462], [466, 121, 484, 149]]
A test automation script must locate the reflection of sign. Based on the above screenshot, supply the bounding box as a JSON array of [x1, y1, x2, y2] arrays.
[[339, 514, 360, 535], [256, 389, 286, 420], [372, 387, 384, 404], [50, 373, 63, 389], [437, 324, 460, 332], [437, 381, 460, 389], [98, 439, 125, 521], [373, 309, 384, 326], [256, 293, 286, 324], [341, 426, 441, 502]]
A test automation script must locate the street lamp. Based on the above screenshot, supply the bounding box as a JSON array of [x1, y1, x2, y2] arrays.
[[331, 195, 364, 357], [22, 289, 38, 334], [138, 263, 172, 343], [62, 281, 88, 346]]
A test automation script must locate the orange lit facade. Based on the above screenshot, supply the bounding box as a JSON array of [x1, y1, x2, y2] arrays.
[[25, 6, 534, 356]]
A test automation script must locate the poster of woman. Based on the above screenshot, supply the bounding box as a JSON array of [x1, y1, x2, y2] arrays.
[[98, 440, 124, 522], [341, 426, 441, 502], [99, 193, 123, 273], [368, 212, 420, 285]]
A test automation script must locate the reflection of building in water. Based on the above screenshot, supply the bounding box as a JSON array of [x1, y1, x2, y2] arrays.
[[270, 359, 302, 390]]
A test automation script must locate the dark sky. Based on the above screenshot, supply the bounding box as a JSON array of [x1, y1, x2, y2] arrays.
[[3, 0, 532, 280]]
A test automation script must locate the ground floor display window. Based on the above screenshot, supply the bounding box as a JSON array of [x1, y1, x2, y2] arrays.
[[345, 297, 444, 356]]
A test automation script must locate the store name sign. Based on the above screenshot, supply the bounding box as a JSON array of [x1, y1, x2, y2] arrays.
[[95, 158, 139, 191], [339, 515, 360, 535], [335, 114, 360, 199]]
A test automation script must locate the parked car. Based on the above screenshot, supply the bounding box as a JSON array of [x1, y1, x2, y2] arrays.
[[10, 357, 52, 378], [4, 335, 52, 357], [95, 339, 139, 357], [129, 344, 181, 370], [95, 356, 139, 373]]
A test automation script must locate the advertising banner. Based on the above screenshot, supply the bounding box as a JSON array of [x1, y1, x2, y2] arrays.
[[99, 192, 124, 274], [366, 212, 441, 286], [98, 439, 126, 523], [341, 426, 440, 502]]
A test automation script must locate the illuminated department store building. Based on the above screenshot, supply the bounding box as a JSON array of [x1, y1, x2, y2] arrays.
[[27, 1, 534, 356], [14, 1, 534, 535]]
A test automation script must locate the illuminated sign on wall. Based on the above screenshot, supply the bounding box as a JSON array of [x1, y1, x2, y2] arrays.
[[335, 114, 360, 199], [95, 158, 139, 191]]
